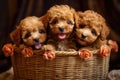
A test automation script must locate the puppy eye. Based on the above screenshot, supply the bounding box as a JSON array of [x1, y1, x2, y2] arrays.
[[67, 20, 72, 25], [79, 24, 85, 28], [24, 32, 31, 39], [39, 30, 45, 33], [51, 19, 58, 24], [91, 29, 97, 35]]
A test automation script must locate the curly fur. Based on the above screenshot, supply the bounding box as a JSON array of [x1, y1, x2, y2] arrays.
[[75, 10, 110, 50], [47, 5, 75, 26], [8, 16, 47, 57], [74, 10, 111, 58], [43, 5, 76, 51], [10, 16, 47, 49]]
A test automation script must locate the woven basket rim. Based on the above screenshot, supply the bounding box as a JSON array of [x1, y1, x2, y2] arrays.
[[14, 46, 99, 56], [14, 44, 111, 56], [33, 49, 99, 56]]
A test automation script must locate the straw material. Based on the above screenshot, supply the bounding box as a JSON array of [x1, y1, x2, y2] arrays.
[[12, 49, 109, 80]]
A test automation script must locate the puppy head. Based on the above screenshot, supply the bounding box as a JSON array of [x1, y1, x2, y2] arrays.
[[47, 5, 75, 39], [75, 10, 110, 46], [10, 16, 47, 49]]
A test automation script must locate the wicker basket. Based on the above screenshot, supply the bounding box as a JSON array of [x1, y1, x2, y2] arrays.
[[11, 49, 110, 80]]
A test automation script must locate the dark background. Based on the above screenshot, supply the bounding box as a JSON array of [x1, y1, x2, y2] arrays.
[[0, 0, 120, 73]]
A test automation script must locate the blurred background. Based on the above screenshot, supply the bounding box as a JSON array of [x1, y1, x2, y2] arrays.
[[0, 0, 120, 74]]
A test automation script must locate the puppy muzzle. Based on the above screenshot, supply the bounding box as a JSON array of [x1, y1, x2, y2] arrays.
[[33, 38, 39, 43], [59, 27, 64, 32]]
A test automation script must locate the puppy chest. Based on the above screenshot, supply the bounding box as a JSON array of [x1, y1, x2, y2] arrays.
[[57, 40, 68, 51]]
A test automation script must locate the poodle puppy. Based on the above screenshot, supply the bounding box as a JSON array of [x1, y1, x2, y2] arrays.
[[2, 16, 47, 57], [75, 10, 113, 59], [42, 5, 77, 60]]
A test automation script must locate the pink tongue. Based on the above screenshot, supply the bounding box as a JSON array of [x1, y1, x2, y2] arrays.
[[35, 44, 41, 49], [58, 33, 66, 39]]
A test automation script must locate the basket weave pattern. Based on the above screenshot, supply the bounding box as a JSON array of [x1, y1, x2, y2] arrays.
[[12, 50, 109, 80]]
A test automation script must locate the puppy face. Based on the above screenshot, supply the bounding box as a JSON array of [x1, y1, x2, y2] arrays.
[[10, 16, 47, 49], [75, 21, 101, 46], [75, 10, 109, 46], [47, 5, 75, 39], [49, 17, 74, 39]]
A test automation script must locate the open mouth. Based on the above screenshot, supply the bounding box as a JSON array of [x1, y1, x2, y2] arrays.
[[58, 33, 66, 39], [34, 43, 42, 49]]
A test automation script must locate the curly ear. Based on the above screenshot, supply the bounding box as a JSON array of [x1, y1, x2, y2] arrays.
[[10, 27, 21, 45], [39, 14, 49, 29], [95, 12, 110, 41], [74, 11, 83, 28], [100, 23, 110, 40]]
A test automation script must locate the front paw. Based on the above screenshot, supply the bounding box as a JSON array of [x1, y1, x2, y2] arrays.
[[78, 49, 92, 59], [2, 43, 14, 57], [43, 50, 55, 60], [108, 40, 118, 52], [99, 45, 111, 57], [22, 47, 33, 57]]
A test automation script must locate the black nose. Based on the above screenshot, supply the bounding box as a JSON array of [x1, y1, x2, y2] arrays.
[[59, 27, 64, 32], [34, 38, 39, 42], [81, 34, 87, 39]]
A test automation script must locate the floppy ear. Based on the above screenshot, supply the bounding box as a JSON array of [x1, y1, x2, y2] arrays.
[[100, 23, 110, 40], [10, 26, 21, 45], [39, 14, 49, 29], [74, 11, 83, 28], [95, 12, 110, 40]]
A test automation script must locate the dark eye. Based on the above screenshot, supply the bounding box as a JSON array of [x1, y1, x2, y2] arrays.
[[67, 20, 72, 25], [91, 29, 97, 35], [39, 30, 45, 33], [51, 19, 58, 24], [24, 32, 31, 39], [79, 24, 85, 28]]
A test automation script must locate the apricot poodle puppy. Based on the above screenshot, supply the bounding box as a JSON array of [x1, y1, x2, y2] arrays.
[[42, 5, 77, 60], [2, 16, 47, 57], [75, 10, 112, 59]]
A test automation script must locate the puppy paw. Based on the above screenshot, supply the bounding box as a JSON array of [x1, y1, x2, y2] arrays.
[[42, 44, 55, 51], [99, 45, 111, 57], [43, 50, 55, 60], [22, 47, 33, 57], [78, 49, 93, 59], [108, 40, 118, 52], [2, 43, 14, 57]]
